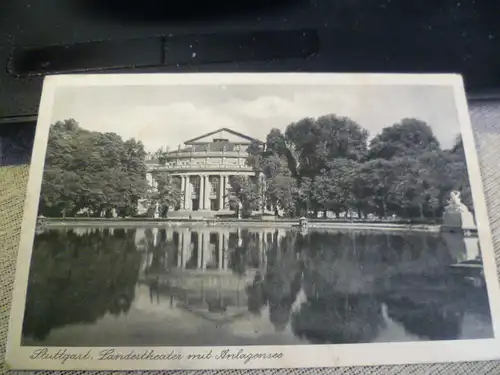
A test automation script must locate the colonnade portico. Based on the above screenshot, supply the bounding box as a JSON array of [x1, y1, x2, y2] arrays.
[[174, 173, 253, 212]]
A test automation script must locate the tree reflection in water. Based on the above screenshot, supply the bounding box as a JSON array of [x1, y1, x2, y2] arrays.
[[292, 293, 384, 344], [22, 228, 141, 342], [22, 227, 493, 345]]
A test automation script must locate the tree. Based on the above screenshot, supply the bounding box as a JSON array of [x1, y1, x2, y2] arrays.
[[247, 137, 299, 217], [118, 139, 149, 216], [259, 154, 297, 216], [246, 115, 469, 221], [354, 159, 396, 218], [296, 177, 313, 217], [387, 157, 430, 218], [148, 174, 183, 217], [266, 174, 297, 217], [265, 128, 299, 177], [227, 176, 261, 217], [40, 169, 83, 217], [311, 159, 359, 217], [368, 118, 440, 160], [39, 119, 149, 217], [154, 146, 170, 165], [285, 114, 368, 178], [246, 140, 265, 173]]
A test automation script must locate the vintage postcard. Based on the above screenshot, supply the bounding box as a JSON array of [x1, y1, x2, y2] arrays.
[[6, 73, 500, 370]]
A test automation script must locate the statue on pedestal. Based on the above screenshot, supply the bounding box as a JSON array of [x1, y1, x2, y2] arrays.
[[446, 191, 468, 212], [442, 190, 476, 232]]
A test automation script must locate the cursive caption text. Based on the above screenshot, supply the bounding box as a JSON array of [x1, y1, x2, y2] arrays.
[[29, 348, 284, 365]]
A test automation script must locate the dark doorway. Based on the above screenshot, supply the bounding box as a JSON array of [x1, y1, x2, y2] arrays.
[[192, 199, 200, 211], [210, 199, 218, 211]]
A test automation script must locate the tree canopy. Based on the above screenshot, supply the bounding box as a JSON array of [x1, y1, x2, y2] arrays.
[[368, 118, 440, 160], [40, 119, 149, 217], [241, 114, 471, 220]]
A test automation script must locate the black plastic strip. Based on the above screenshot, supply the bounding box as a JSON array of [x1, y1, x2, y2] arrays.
[[8, 37, 164, 76], [0, 115, 38, 125], [7, 30, 319, 77], [163, 29, 319, 66]]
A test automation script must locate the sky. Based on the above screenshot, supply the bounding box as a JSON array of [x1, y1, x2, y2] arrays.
[[50, 83, 461, 152]]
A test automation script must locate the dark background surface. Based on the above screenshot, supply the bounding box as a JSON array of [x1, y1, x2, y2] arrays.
[[1, 0, 500, 120]]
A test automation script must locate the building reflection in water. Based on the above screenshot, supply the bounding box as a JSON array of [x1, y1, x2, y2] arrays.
[[22, 226, 493, 346], [135, 227, 288, 326], [133, 226, 491, 342]]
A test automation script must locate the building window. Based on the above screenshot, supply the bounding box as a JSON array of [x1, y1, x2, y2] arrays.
[[190, 176, 201, 194], [209, 176, 220, 195]]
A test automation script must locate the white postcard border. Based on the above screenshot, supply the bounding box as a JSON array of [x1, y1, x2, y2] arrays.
[[6, 73, 500, 370]]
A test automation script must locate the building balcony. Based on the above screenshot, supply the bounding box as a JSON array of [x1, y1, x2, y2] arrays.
[[148, 162, 254, 173], [168, 151, 249, 159]]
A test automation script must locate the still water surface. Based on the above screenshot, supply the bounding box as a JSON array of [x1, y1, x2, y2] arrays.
[[22, 226, 493, 346]]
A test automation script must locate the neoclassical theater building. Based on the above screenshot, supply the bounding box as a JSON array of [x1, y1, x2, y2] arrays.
[[141, 128, 267, 218]]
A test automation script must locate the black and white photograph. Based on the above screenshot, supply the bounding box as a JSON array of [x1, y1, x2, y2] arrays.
[[6, 73, 500, 370]]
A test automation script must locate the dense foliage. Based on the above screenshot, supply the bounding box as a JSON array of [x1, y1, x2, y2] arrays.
[[231, 115, 471, 220], [39, 119, 182, 218], [41, 115, 471, 220]]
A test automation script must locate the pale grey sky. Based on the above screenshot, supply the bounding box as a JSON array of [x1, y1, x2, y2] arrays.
[[51, 84, 460, 152]]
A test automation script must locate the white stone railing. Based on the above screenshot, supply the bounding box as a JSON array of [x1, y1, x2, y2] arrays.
[[167, 151, 248, 158], [151, 163, 253, 171], [162, 164, 252, 171]]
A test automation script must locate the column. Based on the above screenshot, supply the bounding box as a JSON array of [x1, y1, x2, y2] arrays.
[[218, 233, 223, 270], [261, 232, 267, 269], [152, 227, 158, 247], [263, 229, 269, 250], [198, 232, 205, 269], [180, 176, 186, 209], [177, 231, 183, 268], [275, 230, 281, 261], [277, 229, 286, 243], [237, 228, 243, 247], [204, 176, 211, 211], [218, 175, 225, 210], [223, 175, 230, 210], [257, 231, 265, 268], [197, 232, 203, 269], [200, 175, 205, 210], [181, 230, 189, 269], [256, 231, 261, 266], [223, 231, 229, 270], [184, 176, 192, 210], [202, 232, 210, 269]]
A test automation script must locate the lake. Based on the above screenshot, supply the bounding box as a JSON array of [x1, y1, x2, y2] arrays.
[[21, 226, 493, 346]]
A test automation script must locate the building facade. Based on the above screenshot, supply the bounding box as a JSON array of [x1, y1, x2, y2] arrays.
[[142, 128, 264, 218]]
